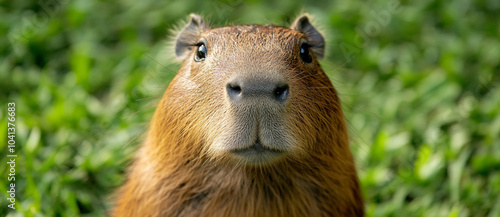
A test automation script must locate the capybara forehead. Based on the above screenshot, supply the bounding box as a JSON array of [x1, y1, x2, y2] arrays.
[[205, 25, 304, 51]]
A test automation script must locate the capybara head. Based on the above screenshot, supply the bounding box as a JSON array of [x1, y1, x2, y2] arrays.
[[165, 14, 344, 166], [114, 14, 363, 217]]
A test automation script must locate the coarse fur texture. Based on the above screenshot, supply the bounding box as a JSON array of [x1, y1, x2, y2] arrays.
[[113, 14, 364, 217]]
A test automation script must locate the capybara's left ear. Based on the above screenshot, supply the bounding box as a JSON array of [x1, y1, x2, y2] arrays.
[[175, 13, 210, 60], [290, 14, 325, 59]]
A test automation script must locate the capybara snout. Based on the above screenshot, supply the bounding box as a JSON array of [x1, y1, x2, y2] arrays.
[[225, 76, 289, 104]]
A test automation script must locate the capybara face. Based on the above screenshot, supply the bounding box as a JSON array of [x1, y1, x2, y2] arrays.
[[171, 14, 338, 165]]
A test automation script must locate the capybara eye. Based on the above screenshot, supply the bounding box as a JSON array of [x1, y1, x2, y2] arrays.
[[299, 42, 312, 63], [195, 43, 207, 62]]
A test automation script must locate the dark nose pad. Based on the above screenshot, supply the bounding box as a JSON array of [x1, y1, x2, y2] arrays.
[[226, 79, 289, 103]]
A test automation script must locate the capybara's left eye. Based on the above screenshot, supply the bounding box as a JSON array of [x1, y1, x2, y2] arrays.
[[299, 42, 312, 63], [195, 43, 207, 62]]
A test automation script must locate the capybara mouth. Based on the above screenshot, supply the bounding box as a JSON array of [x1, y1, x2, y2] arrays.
[[230, 140, 285, 164]]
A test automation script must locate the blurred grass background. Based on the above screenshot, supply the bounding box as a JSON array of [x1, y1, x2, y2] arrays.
[[1, 0, 500, 216]]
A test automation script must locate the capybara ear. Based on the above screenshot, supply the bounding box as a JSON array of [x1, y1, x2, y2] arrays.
[[290, 14, 325, 59], [175, 14, 210, 60]]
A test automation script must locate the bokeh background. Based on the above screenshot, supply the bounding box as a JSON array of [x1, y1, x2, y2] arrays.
[[1, 0, 500, 216]]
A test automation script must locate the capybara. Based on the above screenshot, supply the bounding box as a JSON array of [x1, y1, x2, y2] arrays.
[[113, 13, 364, 217]]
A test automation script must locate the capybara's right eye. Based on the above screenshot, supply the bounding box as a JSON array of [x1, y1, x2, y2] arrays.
[[299, 42, 312, 63], [195, 43, 207, 62]]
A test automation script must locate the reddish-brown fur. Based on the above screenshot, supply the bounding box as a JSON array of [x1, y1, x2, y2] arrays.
[[113, 14, 364, 217]]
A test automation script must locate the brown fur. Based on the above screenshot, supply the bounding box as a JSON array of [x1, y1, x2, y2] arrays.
[[113, 15, 364, 217]]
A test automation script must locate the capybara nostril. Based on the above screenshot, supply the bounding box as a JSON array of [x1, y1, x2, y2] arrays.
[[226, 83, 242, 101], [273, 84, 289, 102]]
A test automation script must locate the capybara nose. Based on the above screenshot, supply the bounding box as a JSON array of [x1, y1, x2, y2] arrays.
[[226, 77, 289, 103]]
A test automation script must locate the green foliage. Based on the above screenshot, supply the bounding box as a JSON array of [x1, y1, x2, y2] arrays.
[[1, 0, 499, 216]]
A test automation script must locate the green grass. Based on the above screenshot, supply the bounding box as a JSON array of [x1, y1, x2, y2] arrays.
[[1, 0, 499, 216]]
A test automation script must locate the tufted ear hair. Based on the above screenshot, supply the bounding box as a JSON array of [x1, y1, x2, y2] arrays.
[[175, 14, 210, 60], [290, 14, 325, 59]]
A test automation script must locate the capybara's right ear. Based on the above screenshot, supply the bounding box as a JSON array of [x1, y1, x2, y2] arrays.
[[290, 14, 325, 59], [175, 14, 209, 60]]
